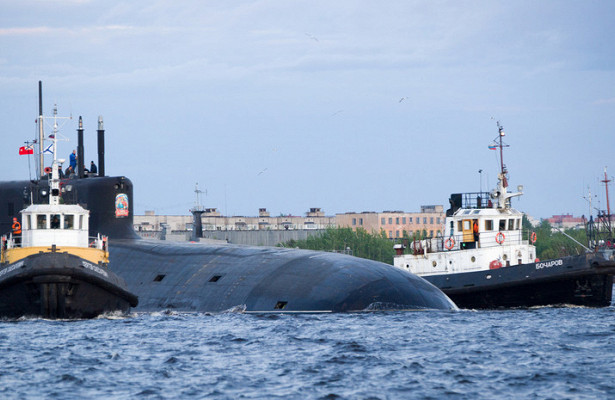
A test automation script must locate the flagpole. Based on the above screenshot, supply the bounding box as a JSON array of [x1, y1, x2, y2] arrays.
[[38, 81, 44, 179]]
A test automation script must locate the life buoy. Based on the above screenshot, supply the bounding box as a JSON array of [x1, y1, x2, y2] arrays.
[[535, 258, 540, 263], [496, 232, 505, 244], [489, 260, 502, 269], [445, 237, 455, 250], [44, 167, 52, 174], [530, 231, 537, 244]]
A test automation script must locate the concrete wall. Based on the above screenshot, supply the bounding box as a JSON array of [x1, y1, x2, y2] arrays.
[[137, 229, 327, 247], [201, 229, 327, 247]]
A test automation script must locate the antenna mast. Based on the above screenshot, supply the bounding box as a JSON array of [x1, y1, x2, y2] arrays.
[[497, 121, 508, 188], [38, 81, 44, 178], [602, 167, 612, 218]]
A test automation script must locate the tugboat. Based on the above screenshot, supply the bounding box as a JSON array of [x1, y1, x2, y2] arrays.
[[393, 122, 615, 308], [0, 110, 138, 319]]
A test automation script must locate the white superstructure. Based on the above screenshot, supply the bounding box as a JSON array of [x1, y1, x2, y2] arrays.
[[394, 123, 537, 277]]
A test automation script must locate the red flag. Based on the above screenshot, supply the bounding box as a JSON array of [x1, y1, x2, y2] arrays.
[[19, 145, 34, 155]]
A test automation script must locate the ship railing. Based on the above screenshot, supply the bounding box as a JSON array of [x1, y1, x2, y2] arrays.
[[399, 230, 531, 255], [88, 235, 108, 252], [459, 192, 494, 209]]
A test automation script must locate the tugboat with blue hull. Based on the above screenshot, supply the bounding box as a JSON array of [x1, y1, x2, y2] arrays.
[[0, 114, 138, 319], [393, 123, 615, 309]]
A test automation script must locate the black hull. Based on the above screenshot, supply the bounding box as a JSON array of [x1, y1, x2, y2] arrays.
[[107, 239, 455, 313], [423, 252, 615, 309], [0, 253, 138, 319], [0, 177, 456, 312]]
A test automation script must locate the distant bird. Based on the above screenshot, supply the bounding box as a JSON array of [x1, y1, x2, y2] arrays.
[[305, 33, 319, 42], [329, 110, 343, 117], [257, 168, 268, 176], [399, 97, 408, 103]]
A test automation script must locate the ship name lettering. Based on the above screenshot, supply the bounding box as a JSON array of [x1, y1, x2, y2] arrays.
[[535, 259, 563, 270], [0, 261, 24, 277], [82, 261, 109, 278]]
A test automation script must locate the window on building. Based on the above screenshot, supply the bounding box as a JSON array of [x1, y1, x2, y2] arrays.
[[402, 217, 406, 224], [396, 230, 400, 238], [359, 218, 363, 226], [409, 217, 413, 223], [388, 218, 393, 224], [389, 230, 393, 238], [423, 217, 427, 224], [381, 217, 385, 225], [430, 230, 433, 237], [352, 218, 356, 226], [396, 217, 399, 224], [430, 217, 434, 224], [436, 217, 440, 224]]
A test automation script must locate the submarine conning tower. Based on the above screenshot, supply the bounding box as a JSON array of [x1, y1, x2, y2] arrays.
[[0, 113, 139, 240]]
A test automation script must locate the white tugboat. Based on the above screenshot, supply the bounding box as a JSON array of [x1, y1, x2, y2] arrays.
[[0, 110, 137, 319], [394, 123, 615, 308]]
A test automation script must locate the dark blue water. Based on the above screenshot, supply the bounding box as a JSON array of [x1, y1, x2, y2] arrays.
[[2, 307, 615, 399]]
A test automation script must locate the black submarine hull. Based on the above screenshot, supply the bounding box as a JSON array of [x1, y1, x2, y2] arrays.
[[0, 176, 456, 312], [0, 252, 138, 319], [109, 239, 455, 312], [423, 252, 615, 309]]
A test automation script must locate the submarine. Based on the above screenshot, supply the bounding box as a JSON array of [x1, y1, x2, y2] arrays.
[[0, 83, 456, 313]]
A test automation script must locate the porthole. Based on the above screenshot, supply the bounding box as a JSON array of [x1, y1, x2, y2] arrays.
[[502, 254, 508, 261], [432, 261, 437, 267], [471, 256, 476, 262]]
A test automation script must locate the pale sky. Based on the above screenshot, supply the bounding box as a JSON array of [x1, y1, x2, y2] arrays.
[[1, 1, 614, 219]]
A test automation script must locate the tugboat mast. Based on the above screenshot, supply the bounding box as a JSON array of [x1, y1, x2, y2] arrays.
[[497, 121, 508, 189], [601, 167, 612, 219]]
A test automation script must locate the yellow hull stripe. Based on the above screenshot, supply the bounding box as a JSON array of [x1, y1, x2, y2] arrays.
[[1, 246, 108, 265]]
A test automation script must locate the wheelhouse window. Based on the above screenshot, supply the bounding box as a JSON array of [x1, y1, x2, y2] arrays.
[[485, 220, 493, 231], [51, 214, 61, 229], [499, 219, 506, 231], [79, 215, 84, 230], [508, 219, 514, 230], [457, 221, 463, 231], [64, 215, 74, 229], [37, 215, 47, 229]]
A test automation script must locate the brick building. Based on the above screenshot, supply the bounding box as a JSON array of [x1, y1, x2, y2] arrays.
[[336, 205, 445, 239]]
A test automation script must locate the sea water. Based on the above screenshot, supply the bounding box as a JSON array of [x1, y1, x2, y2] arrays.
[[1, 306, 615, 399]]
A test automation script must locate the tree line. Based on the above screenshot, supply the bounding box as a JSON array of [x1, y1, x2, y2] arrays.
[[279, 218, 591, 265]]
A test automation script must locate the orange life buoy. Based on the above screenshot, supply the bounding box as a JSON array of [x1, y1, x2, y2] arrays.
[[489, 259, 502, 269], [445, 237, 455, 250], [535, 258, 540, 263], [530, 231, 537, 244], [496, 232, 505, 244], [44, 167, 52, 174]]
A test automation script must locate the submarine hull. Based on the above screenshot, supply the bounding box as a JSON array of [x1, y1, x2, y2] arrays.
[[108, 239, 456, 312], [0, 176, 456, 312], [0, 252, 138, 319]]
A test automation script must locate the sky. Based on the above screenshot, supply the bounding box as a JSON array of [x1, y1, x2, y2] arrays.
[[1, 1, 614, 219]]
